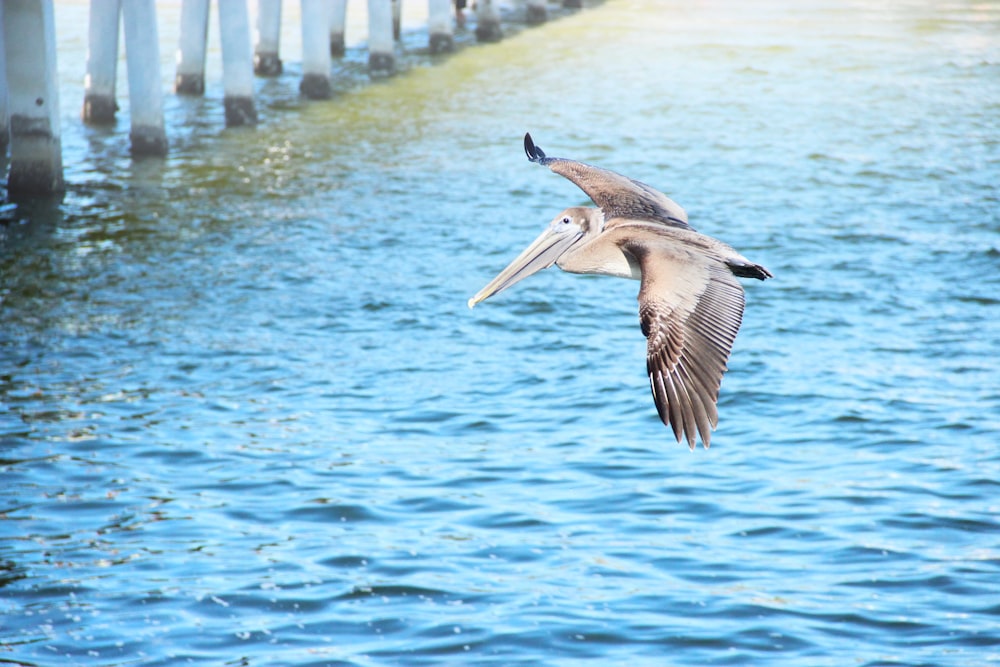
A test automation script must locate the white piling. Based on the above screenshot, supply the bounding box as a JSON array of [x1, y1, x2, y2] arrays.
[[526, 0, 547, 24], [2, 0, 64, 195], [427, 0, 453, 54], [0, 8, 8, 155], [300, 0, 332, 99], [329, 0, 348, 57], [122, 0, 167, 156], [475, 0, 502, 42], [367, 0, 395, 76], [175, 0, 210, 95], [391, 0, 401, 40], [82, 0, 121, 124], [218, 0, 258, 126], [253, 0, 283, 76]]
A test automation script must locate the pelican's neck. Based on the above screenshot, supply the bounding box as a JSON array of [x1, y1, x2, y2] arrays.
[[556, 213, 639, 280], [585, 208, 606, 235]]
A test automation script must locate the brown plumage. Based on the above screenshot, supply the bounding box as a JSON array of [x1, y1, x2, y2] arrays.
[[469, 134, 772, 448]]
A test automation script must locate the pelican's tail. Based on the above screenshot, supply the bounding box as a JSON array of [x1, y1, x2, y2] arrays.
[[727, 260, 773, 281]]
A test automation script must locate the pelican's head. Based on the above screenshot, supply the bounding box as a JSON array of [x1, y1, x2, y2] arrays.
[[468, 207, 602, 308]]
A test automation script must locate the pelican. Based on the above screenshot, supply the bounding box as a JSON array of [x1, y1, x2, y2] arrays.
[[468, 133, 772, 449]]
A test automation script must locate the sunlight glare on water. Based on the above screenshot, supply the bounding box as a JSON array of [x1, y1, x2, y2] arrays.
[[1, 1, 999, 665]]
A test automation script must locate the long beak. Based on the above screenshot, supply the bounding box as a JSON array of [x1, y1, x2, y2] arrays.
[[468, 226, 582, 308]]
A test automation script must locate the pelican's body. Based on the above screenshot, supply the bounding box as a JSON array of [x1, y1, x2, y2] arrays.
[[469, 134, 772, 449]]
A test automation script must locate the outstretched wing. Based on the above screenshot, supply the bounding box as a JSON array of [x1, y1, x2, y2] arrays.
[[622, 235, 746, 448], [524, 132, 691, 230]]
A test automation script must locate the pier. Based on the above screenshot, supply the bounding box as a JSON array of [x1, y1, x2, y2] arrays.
[[0, 0, 593, 200]]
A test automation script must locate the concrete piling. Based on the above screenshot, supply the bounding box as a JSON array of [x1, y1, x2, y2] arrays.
[[475, 0, 502, 42], [367, 0, 395, 76], [122, 0, 168, 155], [253, 0, 283, 76], [0, 10, 7, 156], [82, 0, 121, 124], [176, 0, 257, 124], [428, 0, 453, 54], [300, 0, 332, 99], [175, 0, 210, 95], [329, 0, 348, 57], [3, 0, 64, 195], [218, 0, 258, 126], [526, 0, 547, 24]]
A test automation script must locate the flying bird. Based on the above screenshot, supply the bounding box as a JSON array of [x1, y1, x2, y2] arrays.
[[468, 133, 772, 449]]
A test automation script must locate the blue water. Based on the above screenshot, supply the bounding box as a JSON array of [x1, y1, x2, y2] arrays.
[[2, 1, 1000, 665]]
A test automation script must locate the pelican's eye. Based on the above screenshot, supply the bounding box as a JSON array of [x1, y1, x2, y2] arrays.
[[561, 216, 572, 225]]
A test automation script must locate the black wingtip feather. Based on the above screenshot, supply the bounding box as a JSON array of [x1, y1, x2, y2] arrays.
[[524, 132, 547, 163]]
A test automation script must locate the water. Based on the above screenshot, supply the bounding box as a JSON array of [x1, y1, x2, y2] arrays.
[[2, 0, 1000, 664]]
